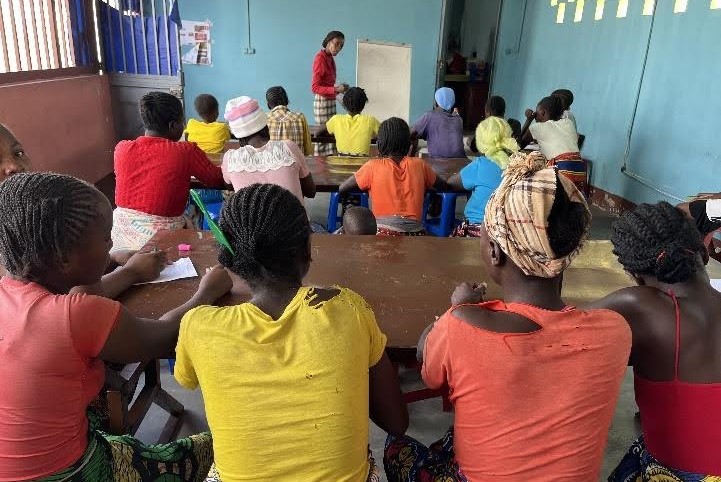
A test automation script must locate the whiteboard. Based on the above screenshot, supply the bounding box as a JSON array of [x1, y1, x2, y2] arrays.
[[356, 40, 412, 123]]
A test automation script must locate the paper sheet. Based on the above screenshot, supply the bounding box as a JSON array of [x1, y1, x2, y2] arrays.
[[711, 279, 721, 292], [138, 257, 198, 285]]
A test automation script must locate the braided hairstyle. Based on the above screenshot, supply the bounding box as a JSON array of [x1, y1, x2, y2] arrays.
[[140, 91, 183, 135], [342, 87, 368, 115], [322, 31, 344, 48], [377, 117, 411, 158], [194, 93, 219, 122], [266, 86, 289, 109], [537, 96, 564, 121], [218, 183, 310, 286], [547, 172, 590, 258], [0, 172, 101, 280], [486, 95, 506, 117], [611, 201, 706, 284]]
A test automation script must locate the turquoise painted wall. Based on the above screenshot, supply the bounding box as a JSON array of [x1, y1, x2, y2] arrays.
[[179, 0, 443, 127], [493, 0, 721, 205]]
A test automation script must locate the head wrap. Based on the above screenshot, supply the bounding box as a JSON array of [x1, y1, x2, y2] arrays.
[[434, 87, 455, 111], [484, 151, 591, 278], [224, 96, 268, 138], [475, 117, 520, 169]]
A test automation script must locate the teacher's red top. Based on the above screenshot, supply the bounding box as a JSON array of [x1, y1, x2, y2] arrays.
[[312, 49, 336, 99]]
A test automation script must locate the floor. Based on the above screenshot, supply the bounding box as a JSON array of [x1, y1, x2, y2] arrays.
[[135, 199, 636, 481]]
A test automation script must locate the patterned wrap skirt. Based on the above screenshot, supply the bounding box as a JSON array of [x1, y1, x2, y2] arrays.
[[111, 207, 189, 252], [384, 428, 467, 482], [313, 93, 337, 156], [608, 435, 720, 482], [36, 410, 213, 482], [549, 152, 587, 195]]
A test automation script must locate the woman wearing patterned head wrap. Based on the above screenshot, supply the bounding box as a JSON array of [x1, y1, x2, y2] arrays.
[[384, 152, 632, 482], [448, 116, 519, 237]]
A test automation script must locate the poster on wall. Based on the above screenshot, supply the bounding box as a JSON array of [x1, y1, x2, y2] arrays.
[[180, 20, 212, 66]]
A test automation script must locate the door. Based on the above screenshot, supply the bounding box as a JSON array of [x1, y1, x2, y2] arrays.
[[94, 0, 183, 140]]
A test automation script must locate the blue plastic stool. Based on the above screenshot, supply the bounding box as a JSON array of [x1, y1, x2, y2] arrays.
[[167, 358, 176, 374], [201, 201, 224, 230], [327, 192, 369, 232], [422, 192, 462, 237]]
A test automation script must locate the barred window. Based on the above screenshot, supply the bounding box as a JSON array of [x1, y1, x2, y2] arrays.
[[0, 0, 92, 74]]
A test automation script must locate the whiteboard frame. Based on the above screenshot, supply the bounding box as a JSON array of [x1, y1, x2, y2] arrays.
[[355, 39, 413, 122]]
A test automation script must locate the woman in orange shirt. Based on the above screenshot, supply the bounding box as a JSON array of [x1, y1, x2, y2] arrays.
[[384, 152, 631, 481], [339, 117, 449, 235]]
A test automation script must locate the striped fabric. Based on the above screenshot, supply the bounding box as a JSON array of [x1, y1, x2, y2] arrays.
[[550, 151, 587, 195], [313, 94, 337, 156]]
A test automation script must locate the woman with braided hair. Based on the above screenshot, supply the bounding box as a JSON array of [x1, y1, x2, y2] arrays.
[[384, 152, 631, 481], [112, 91, 225, 251], [339, 117, 450, 235], [0, 172, 232, 481], [590, 202, 721, 481], [311, 30, 348, 156], [174, 183, 408, 482]]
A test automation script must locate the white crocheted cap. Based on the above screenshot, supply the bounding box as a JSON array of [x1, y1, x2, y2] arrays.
[[224, 96, 268, 138]]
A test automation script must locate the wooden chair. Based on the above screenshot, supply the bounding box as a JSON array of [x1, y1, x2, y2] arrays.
[[105, 361, 184, 443]]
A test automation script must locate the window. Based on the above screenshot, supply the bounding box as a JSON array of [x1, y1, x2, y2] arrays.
[[0, 0, 92, 74]]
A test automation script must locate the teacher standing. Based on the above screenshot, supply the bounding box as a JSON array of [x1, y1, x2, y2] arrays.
[[312, 30, 348, 156]]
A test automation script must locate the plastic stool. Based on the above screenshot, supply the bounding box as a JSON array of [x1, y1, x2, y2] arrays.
[[327, 192, 369, 232], [422, 192, 462, 237], [167, 358, 176, 374], [201, 201, 224, 230]]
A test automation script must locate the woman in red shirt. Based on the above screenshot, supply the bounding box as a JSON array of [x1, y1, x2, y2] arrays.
[[312, 30, 348, 156], [112, 91, 224, 251]]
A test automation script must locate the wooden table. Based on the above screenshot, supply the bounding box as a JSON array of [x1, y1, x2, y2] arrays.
[[119, 230, 664, 351], [204, 154, 471, 192], [117, 231, 721, 414]]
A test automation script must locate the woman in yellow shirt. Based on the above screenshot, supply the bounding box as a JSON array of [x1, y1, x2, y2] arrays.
[[184, 93, 231, 154], [174, 183, 408, 482], [323, 87, 380, 156]]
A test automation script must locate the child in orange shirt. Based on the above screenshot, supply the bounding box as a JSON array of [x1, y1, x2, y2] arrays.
[[339, 117, 449, 235]]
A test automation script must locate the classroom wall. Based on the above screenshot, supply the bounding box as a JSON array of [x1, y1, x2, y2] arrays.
[[0, 74, 116, 183], [493, 0, 721, 205], [179, 0, 443, 126]]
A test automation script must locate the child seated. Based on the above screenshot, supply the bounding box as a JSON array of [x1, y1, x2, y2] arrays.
[[521, 95, 586, 193], [184, 93, 231, 154], [384, 152, 631, 481], [470, 95, 506, 153], [411, 87, 466, 158], [552, 88, 577, 129], [112, 92, 224, 251], [222, 96, 316, 205], [324, 87, 380, 156], [174, 183, 408, 481], [507, 118, 522, 145], [339, 117, 450, 236], [448, 116, 519, 236], [0, 172, 231, 482], [341, 206, 377, 235], [266, 86, 313, 155]]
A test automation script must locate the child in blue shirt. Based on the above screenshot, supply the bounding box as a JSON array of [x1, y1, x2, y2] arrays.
[[448, 116, 519, 236]]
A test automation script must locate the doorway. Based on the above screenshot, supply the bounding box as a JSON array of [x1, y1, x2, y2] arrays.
[[438, 0, 503, 130]]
